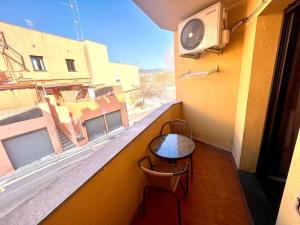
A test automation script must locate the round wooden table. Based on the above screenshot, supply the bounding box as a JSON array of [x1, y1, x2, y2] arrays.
[[149, 134, 195, 177]]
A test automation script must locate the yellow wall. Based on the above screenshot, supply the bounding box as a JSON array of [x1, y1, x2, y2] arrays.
[[83, 40, 110, 85], [232, 1, 259, 167], [174, 0, 294, 173], [0, 89, 38, 110], [232, 0, 293, 172], [62, 101, 99, 117], [174, 2, 247, 151], [108, 63, 140, 92], [276, 130, 300, 225], [0, 22, 139, 91], [40, 103, 182, 225], [84, 40, 139, 91], [0, 22, 90, 81]]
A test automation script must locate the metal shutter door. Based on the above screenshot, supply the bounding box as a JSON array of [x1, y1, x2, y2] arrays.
[[3, 128, 55, 169], [106, 110, 122, 132], [85, 116, 106, 141]]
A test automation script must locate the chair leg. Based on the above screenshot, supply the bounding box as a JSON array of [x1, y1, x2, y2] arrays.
[[185, 169, 189, 197], [142, 187, 148, 217], [180, 172, 189, 198], [190, 155, 193, 179], [179, 179, 186, 198], [175, 194, 182, 225]]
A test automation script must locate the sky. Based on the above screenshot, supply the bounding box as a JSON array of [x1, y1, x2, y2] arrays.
[[0, 0, 174, 70]]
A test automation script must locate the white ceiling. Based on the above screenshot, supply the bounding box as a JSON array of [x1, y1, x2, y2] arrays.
[[133, 0, 242, 31]]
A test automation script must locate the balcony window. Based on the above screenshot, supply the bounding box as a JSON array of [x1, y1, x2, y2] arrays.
[[30, 55, 46, 71], [66, 59, 76, 72]]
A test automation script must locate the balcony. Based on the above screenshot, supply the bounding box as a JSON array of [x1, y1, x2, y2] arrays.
[[132, 141, 251, 225], [0, 102, 251, 225]]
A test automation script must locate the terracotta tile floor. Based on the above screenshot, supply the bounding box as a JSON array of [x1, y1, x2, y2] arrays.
[[132, 141, 252, 225]]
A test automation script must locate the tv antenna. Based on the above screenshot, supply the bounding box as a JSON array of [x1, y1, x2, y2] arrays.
[[61, 0, 84, 40], [24, 19, 34, 28]]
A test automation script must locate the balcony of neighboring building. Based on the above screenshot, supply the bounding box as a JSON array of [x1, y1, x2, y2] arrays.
[[0, 82, 129, 177], [44, 84, 129, 143]]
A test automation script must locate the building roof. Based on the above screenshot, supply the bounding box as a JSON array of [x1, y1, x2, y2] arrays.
[[0, 20, 104, 45]]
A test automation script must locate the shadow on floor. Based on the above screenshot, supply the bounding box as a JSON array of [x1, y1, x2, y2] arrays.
[[238, 171, 276, 225]]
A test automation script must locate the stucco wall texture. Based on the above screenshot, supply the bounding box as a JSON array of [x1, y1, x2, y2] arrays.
[[175, 0, 294, 172], [0, 21, 139, 97], [174, 2, 246, 151], [0, 89, 39, 110]]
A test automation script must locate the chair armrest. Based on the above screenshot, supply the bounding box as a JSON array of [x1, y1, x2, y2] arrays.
[[141, 167, 174, 177], [138, 156, 153, 169], [173, 162, 189, 176], [153, 161, 189, 177]]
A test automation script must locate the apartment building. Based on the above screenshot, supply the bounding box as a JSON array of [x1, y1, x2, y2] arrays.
[[0, 21, 139, 176]]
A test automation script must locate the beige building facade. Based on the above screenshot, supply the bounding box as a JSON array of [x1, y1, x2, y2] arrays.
[[0, 21, 139, 103]]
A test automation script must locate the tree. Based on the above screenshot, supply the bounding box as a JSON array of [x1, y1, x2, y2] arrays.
[[133, 71, 175, 107]]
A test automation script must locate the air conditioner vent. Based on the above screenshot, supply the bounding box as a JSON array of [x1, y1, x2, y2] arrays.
[[178, 2, 229, 56], [180, 19, 205, 50]]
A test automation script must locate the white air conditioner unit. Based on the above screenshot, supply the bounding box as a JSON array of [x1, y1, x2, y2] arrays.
[[178, 2, 230, 57]]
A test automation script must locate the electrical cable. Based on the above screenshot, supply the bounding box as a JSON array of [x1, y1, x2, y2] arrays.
[[230, 0, 267, 34]]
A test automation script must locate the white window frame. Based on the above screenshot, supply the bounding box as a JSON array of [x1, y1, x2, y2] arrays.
[[30, 56, 46, 71]]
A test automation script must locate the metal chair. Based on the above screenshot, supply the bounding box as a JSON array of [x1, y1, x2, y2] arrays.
[[138, 156, 189, 225], [160, 119, 194, 177], [160, 119, 192, 139]]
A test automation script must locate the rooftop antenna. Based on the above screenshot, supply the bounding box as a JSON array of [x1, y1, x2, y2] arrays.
[[24, 19, 34, 28], [60, 0, 84, 40]]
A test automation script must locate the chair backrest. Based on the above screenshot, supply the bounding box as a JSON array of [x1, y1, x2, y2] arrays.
[[160, 119, 192, 139], [138, 156, 182, 191]]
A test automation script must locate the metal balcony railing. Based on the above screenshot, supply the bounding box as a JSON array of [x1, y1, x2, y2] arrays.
[[0, 31, 28, 82]]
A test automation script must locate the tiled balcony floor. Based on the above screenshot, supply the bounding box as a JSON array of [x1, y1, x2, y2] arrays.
[[132, 141, 252, 225]]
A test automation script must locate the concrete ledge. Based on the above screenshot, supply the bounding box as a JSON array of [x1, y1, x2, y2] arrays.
[[0, 101, 181, 225]]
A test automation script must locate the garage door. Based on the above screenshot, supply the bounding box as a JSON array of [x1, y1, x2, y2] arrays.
[[3, 128, 55, 169], [106, 110, 122, 132], [85, 115, 107, 141]]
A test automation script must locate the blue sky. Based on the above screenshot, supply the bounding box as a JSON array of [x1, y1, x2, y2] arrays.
[[0, 0, 174, 70]]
